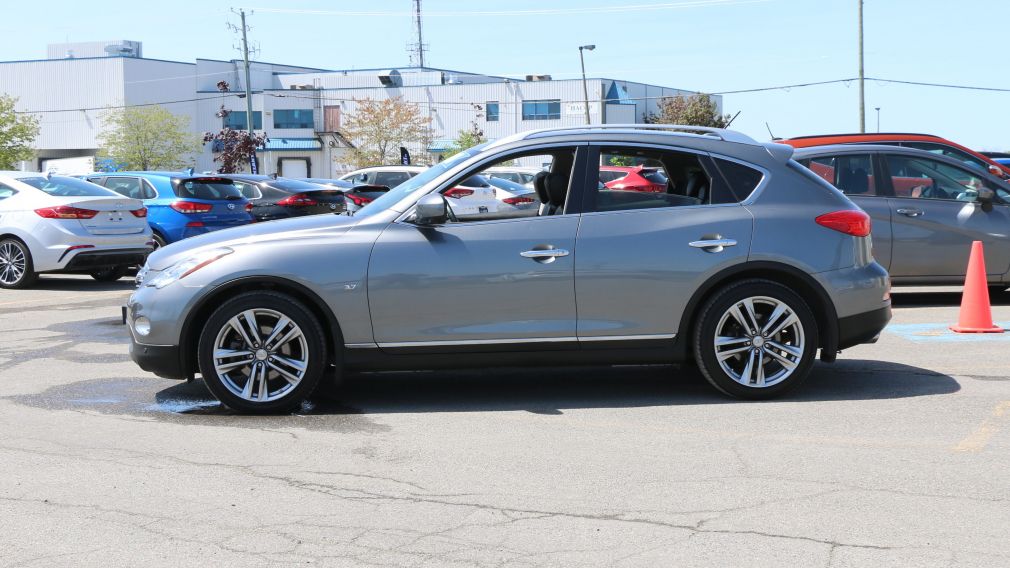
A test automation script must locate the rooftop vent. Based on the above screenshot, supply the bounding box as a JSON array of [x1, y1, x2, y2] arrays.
[[526, 74, 552, 82], [377, 69, 402, 87]]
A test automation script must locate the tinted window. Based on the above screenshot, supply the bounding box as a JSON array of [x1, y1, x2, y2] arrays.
[[174, 178, 243, 200], [273, 109, 314, 129], [231, 181, 262, 200], [902, 142, 988, 170], [713, 158, 764, 201], [486, 102, 500, 122], [223, 111, 262, 130], [886, 155, 990, 201], [373, 171, 411, 188], [592, 147, 716, 211], [460, 175, 491, 188], [802, 155, 875, 196], [521, 99, 561, 120], [104, 177, 157, 200], [0, 183, 16, 200], [19, 176, 118, 197]]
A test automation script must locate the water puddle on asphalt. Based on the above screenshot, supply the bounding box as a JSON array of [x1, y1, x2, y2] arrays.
[[6, 376, 390, 434]]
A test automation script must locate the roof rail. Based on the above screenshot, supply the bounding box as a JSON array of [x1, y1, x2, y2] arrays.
[[522, 124, 759, 145]]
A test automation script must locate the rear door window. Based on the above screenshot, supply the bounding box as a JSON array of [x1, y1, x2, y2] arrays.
[[373, 171, 411, 188], [103, 177, 157, 199], [174, 178, 243, 200]]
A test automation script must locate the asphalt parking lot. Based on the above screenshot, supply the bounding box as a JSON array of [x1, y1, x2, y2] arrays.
[[1, 277, 1009, 567]]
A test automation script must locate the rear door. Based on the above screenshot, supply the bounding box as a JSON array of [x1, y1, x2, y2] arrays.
[[574, 144, 755, 341], [798, 153, 893, 270], [882, 153, 1010, 279]]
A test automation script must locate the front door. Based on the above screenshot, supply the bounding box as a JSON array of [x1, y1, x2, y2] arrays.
[[882, 153, 1010, 280], [366, 145, 587, 349]]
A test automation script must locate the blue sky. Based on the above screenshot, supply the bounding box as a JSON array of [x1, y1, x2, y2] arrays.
[[3, 0, 1008, 150]]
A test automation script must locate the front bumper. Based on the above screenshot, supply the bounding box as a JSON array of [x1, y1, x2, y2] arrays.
[[838, 304, 892, 350], [129, 340, 187, 380]]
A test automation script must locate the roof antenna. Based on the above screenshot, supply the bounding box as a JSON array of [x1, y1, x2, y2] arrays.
[[269, 172, 278, 179], [186, 167, 195, 176], [765, 122, 779, 140], [46, 169, 55, 179], [724, 110, 741, 128]]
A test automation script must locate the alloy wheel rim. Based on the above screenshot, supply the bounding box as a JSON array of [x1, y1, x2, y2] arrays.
[[713, 296, 805, 388], [0, 242, 26, 285], [213, 308, 309, 403]]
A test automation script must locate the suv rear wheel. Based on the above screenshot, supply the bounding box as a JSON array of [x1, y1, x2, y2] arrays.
[[197, 291, 328, 413], [693, 279, 818, 399]]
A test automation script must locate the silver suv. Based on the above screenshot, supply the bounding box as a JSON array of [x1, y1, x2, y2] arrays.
[[127, 125, 891, 413]]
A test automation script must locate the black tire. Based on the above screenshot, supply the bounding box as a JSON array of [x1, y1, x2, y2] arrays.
[[0, 238, 38, 290], [90, 265, 130, 282], [988, 285, 1007, 297], [693, 279, 818, 400], [197, 291, 329, 414], [151, 233, 167, 249]]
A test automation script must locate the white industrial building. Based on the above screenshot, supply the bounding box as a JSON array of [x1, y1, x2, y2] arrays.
[[0, 41, 720, 177]]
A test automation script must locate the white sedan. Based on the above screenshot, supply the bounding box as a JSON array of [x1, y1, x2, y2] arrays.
[[0, 171, 153, 289]]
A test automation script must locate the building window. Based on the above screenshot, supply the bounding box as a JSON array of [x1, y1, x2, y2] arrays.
[[486, 102, 500, 122], [223, 111, 262, 130], [521, 99, 561, 120], [274, 109, 314, 129]]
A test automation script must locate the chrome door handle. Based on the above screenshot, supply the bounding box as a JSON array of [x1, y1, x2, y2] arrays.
[[520, 249, 569, 258], [896, 208, 923, 217], [689, 238, 737, 252]]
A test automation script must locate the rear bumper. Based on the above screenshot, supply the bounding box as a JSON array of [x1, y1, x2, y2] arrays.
[[838, 304, 892, 350], [60, 248, 150, 272]]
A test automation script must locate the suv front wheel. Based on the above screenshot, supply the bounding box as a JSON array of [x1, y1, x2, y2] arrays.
[[693, 279, 818, 399], [197, 291, 328, 413]]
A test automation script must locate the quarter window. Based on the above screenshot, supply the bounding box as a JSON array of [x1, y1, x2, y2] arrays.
[[0, 183, 16, 200], [521, 100, 561, 120], [104, 177, 157, 199], [273, 109, 314, 129]]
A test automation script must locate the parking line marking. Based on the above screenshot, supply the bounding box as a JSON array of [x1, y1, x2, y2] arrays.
[[952, 401, 1010, 453], [887, 323, 1010, 343], [0, 290, 129, 307]]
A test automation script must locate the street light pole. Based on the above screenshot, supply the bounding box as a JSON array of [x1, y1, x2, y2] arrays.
[[579, 45, 595, 126], [858, 0, 865, 133], [875, 107, 881, 132]]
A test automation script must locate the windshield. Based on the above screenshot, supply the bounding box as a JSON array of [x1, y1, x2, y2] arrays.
[[354, 144, 490, 217], [19, 176, 119, 197]]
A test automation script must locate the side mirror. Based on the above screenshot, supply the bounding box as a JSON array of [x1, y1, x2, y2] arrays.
[[989, 165, 1003, 177], [978, 187, 995, 212], [414, 194, 449, 225]]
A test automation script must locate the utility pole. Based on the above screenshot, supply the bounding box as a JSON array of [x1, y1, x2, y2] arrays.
[[579, 45, 595, 126], [858, 0, 865, 133], [409, 0, 427, 67], [230, 9, 258, 172]]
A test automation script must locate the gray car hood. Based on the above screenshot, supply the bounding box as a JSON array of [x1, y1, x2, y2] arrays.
[[146, 214, 360, 270]]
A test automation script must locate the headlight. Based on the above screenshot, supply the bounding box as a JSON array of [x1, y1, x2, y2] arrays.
[[146, 247, 233, 289], [135, 264, 150, 288]]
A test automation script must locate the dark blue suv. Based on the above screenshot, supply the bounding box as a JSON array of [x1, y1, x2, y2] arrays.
[[87, 172, 253, 247]]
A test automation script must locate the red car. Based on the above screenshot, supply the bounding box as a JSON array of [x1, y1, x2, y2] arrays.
[[598, 166, 668, 192], [779, 133, 1010, 179]]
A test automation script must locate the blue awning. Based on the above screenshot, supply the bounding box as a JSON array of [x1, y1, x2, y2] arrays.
[[257, 137, 322, 151], [427, 138, 456, 153], [605, 82, 635, 105]]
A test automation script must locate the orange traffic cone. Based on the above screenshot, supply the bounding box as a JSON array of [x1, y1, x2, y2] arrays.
[[950, 241, 1004, 333]]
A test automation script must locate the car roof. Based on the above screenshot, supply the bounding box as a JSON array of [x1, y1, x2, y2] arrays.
[[346, 166, 426, 173], [785, 132, 948, 141], [793, 144, 1005, 172], [0, 171, 47, 179]]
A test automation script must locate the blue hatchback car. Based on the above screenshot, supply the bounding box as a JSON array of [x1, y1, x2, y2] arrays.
[[86, 172, 253, 247]]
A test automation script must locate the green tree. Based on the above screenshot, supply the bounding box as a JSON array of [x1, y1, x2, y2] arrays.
[[443, 104, 486, 158], [0, 95, 40, 169], [341, 97, 431, 168], [646, 93, 732, 128], [98, 105, 200, 170]]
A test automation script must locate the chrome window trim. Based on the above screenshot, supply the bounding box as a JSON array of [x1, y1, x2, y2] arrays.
[[349, 333, 676, 349]]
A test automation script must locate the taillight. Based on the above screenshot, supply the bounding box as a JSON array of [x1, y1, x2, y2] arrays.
[[815, 210, 871, 237], [276, 193, 319, 207], [130, 207, 148, 218], [503, 196, 536, 205], [245, 203, 254, 213], [170, 201, 213, 214], [444, 187, 474, 199], [346, 193, 372, 206], [34, 206, 98, 219]]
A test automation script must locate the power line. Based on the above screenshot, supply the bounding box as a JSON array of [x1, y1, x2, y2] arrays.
[[247, 0, 773, 18], [14, 94, 237, 114]]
